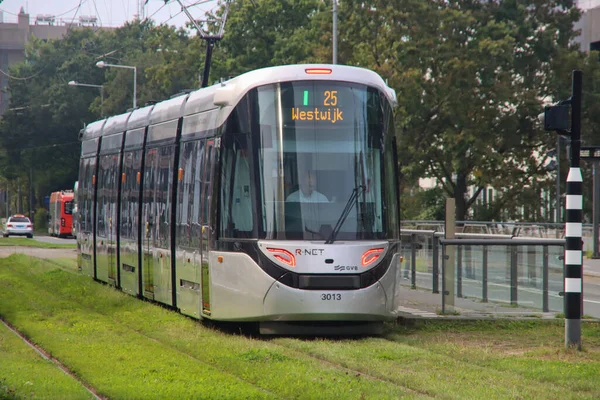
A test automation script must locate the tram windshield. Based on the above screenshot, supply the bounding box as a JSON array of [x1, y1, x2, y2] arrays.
[[219, 80, 398, 241]]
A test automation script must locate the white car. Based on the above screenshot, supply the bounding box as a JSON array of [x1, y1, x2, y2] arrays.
[[4, 215, 34, 238]]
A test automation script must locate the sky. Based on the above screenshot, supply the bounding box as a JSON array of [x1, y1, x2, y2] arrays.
[[0, 0, 220, 30], [579, 0, 600, 9], [1, 0, 598, 30]]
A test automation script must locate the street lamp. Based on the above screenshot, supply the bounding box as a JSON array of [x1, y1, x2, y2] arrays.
[[68, 80, 104, 116], [95, 61, 137, 109]]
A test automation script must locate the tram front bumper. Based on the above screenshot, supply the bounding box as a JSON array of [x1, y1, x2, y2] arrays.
[[261, 280, 394, 321]]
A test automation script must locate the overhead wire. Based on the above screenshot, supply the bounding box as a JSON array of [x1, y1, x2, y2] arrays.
[[145, 2, 169, 23], [90, 0, 103, 27], [5, 141, 81, 152], [69, 0, 85, 26], [0, 8, 18, 16], [162, 9, 185, 25], [0, 67, 45, 81], [53, 0, 89, 18]]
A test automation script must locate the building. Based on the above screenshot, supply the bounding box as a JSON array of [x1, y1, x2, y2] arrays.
[[575, 1, 600, 52], [0, 8, 101, 115]]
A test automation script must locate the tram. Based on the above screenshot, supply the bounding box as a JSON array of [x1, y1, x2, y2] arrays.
[[77, 64, 401, 334], [48, 190, 74, 237]]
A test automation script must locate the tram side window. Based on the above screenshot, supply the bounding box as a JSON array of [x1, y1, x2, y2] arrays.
[[143, 149, 157, 240], [202, 142, 214, 227], [85, 158, 96, 234], [220, 135, 253, 238], [120, 151, 141, 240], [120, 152, 132, 240], [80, 158, 93, 233], [190, 141, 205, 249], [156, 146, 173, 249], [96, 155, 113, 238], [177, 141, 196, 248]]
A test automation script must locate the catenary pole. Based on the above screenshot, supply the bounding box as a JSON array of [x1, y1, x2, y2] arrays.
[[332, 0, 337, 64], [565, 70, 582, 349]]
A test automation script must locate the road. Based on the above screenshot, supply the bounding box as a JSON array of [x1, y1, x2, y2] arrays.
[[33, 234, 76, 245], [399, 264, 600, 319], [18, 236, 600, 318]]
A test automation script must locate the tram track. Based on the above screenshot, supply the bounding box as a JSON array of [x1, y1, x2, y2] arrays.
[[10, 257, 284, 399], [262, 338, 436, 399], [0, 316, 104, 400], [33, 255, 430, 397], [22, 256, 425, 398]]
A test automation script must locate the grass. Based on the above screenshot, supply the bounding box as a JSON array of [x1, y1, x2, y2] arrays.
[[46, 257, 79, 272], [1, 254, 600, 399], [0, 237, 76, 249], [0, 322, 94, 399]]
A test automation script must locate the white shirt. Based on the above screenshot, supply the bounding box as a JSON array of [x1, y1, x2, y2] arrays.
[[286, 190, 329, 203]]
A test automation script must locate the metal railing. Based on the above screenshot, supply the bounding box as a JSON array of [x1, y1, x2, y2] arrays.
[[399, 230, 565, 314], [439, 238, 564, 313]]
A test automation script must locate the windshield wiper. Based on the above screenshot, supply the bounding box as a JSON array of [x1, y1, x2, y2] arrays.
[[325, 185, 365, 244]]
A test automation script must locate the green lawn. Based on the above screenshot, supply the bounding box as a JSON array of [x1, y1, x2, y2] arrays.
[[1, 253, 599, 399], [0, 237, 76, 249]]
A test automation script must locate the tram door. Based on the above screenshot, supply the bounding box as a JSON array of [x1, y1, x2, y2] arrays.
[[96, 149, 120, 285], [174, 137, 216, 317], [119, 146, 143, 296], [174, 139, 204, 318], [141, 141, 177, 306], [201, 139, 216, 317], [78, 153, 97, 278], [142, 148, 157, 300]]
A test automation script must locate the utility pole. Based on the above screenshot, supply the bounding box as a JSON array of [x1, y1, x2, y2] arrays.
[[17, 177, 21, 214], [556, 136, 561, 224], [173, 0, 230, 88], [332, 0, 338, 64], [29, 167, 33, 220]]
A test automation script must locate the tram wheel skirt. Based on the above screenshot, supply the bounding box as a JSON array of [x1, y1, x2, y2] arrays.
[[259, 321, 384, 336]]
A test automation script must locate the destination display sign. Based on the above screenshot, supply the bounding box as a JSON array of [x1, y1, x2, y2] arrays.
[[283, 83, 357, 126], [291, 90, 344, 124]]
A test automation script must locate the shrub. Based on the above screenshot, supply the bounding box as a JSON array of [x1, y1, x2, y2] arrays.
[[34, 207, 48, 233]]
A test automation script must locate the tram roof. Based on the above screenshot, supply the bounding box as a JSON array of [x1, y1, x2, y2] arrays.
[[211, 64, 397, 108], [127, 104, 155, 130], [80, 118, 107, 140], [103, 112, 131, 136], [149, 93, 190, 125], [80, 64, 396, 141]]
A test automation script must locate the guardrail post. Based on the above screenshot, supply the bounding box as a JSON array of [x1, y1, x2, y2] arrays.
[[511, 245, 518, 305], [432, 234, 439, 293], [444, 199, 455, 310], [441, 243, 446, 313], [482, 245, 488, 302], [466, 244, 474, 279], [527, 244, 536, 287], [411, 233, 416, 289], [457, 245, 463, 298], [543, 245, 549, 312]]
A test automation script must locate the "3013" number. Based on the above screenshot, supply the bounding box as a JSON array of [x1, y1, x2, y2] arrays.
[[321, 293, 342, 301]]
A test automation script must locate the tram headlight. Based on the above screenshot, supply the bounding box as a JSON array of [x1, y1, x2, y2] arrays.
[[266, 248, 296, 267], [361, 248, 385, 267]]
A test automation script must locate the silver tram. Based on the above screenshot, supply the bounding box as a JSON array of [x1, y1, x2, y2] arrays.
[[77, 64, 401, 334]]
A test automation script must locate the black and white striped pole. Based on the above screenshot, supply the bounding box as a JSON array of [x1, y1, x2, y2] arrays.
[[565, 71, 582, 349], [543, 70, 583, 349]]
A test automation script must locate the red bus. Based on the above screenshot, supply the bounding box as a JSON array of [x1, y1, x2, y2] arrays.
[[48, 190, 74, 237]]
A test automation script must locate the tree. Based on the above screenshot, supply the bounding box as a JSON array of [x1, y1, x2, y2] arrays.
[[0, 22, 199, 209], [214, 0, 328, 78], [339, 0, 582, 221]]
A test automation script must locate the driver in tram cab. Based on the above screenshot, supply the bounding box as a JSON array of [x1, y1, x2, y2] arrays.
[[286, 170, 329, 203]]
